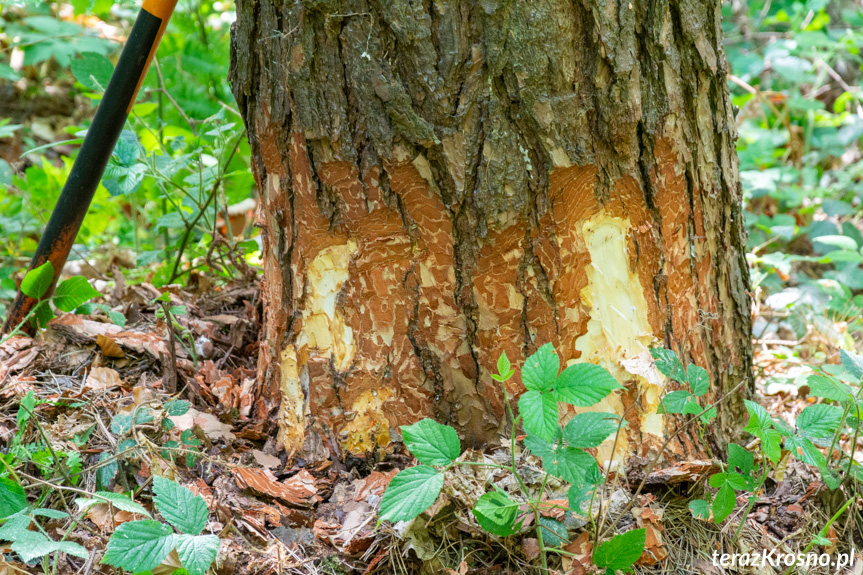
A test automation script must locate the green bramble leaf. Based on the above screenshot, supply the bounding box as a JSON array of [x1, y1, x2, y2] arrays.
[[553, 363, 623, 407], [594, 528, 646, 572], [525, 433, 599, 485], [688, 499, 711, 519], [380, 466, 443, 522], [492, 352, 515, 382], [165, 399, 191, 417], [686, 365, 710, 396], [743, 400, 773, 435], [796, 404, 842, 439], [657, 390, 696, 414], [806, 374, 853, 402], [13, 535, 88, 563], [75, 492, 151, 517], [70, 51, 113, 92], [711, 483, 737, 523], [401, 419, 461, 466], [518, 390, 559, 441], [563, 412, 619, 448], [650, 348, 686, 382], [538, 517, 569, 547], [53, 276, 100, 312], [521, 344, 559, 391], [101, 520, 175, 573], [840, 349, 863, 381], [709, 472, 748, 491], [153, 476, 208, 535], [0, 479, 27, 519], [785, 436, 826, 469], [472, 491, 520, 536], [21, 262, 54, 299], [727, 444, 756, 489], [175, 533, 220, 575]]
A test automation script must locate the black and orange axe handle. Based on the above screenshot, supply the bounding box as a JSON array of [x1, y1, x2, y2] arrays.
[[2, 0, 178, 335]]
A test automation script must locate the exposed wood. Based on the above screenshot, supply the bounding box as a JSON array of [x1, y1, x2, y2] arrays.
[[230, 0, 753, 464]]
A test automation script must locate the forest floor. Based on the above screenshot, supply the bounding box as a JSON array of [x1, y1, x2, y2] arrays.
[[0, 274, 859, 575]]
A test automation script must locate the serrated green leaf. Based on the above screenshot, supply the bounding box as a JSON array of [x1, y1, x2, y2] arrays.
[[175, 533, 220, 575], [497, 353, 512, 380], [806, 374, 853, 402], [165, 400, 191, 417], [472, 491, 520, 536], [518, 390, 559, 441], [763, 428, 782, 465], [567, 479, 598, 515], [563, 412, 618, 448], [711, 482, 736, 523], [401, 419, 461, 466], [796, 404, 842, 439], [840, 349, 863, 381], [594, 528, 646, 571], [97, 452, 118, 490], [153, 476, 208, 535], [70, 51, 113, 91], [743, 400, 773, 435], [651, 348, 686, 382], [53, 276, 100, 312], [14, 535, 89, 563], [542, 445, 600, 485], [0, 478, 27, 519], [657, 390, 696, 414], [709, 472, 747, 490], [688, 499, 711, 519], [21, 262, 54, 299], [30, 508, 68, 519], [101, 520, 174, 572], [522, 344, 559, 391], [727, 444, 756, 489], [786, 436, 826, 469], [523, 433, 557, 459], [380, 466, 443, 522], [686, 365, 710, 396], [0, 514, 33, 541], [75, 492, 151, 517], [553, 363, 623, 407], [538, 517, 568, 547]]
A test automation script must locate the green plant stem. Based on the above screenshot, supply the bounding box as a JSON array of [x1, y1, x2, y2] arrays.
[[500, 379, 548, 572], [601, 378, 748, 539], [168, 133, 243, 282], [781, 496, 856, 575]]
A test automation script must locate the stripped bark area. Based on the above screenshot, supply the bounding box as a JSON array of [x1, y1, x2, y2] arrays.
[[230, 0, 753, 465]]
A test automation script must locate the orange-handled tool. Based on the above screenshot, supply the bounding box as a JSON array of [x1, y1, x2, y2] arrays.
[[2, 0, 178, 334]]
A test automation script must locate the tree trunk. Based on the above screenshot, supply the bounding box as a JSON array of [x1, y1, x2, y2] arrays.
[[229, 0, 753, 467]]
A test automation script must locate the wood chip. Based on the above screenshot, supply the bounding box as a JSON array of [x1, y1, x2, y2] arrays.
[[233, 468, 317, 507]]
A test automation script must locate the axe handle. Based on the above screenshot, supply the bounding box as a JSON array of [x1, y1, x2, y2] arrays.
[[3, 0, 178, 335]]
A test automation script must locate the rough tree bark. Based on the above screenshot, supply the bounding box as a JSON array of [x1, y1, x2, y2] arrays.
[[230, 0, 753, 467]]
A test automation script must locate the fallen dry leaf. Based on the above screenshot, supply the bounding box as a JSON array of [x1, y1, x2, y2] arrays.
[[252, 449, 281, 470], [522, 538, 540, 561], [233, 468, 317, 507], [85, 367, 122, 391], [169, 408, 235, 441], [562, 531, 593, 575], [96, 334, 125, 358]]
